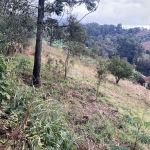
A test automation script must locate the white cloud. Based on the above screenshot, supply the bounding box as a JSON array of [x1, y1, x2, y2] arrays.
[[71, 0, 150, 27]]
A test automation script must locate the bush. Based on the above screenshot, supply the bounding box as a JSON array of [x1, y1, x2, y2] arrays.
[[16, 57, 32, 72], [108, 56, 133, 84], [96, 58, 108, 99], [0, 55, 11, 103], [131, 70, 142, 83]]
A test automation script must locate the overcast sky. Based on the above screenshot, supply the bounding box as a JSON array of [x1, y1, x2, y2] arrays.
[[71, 0, 150, 28]]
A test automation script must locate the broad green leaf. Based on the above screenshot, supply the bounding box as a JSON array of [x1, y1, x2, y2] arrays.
[[137, 134, 150, 144], [144, 122, 150, 128], [126, 117, 137, 125]]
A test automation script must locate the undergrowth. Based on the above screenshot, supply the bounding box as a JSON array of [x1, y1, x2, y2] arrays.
[[0, 53, 150, 150]]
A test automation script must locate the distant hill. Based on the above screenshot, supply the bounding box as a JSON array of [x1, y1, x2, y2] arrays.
[[84, 23, 150, 54]]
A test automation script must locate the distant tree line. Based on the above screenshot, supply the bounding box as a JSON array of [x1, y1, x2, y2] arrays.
[[84, 23, 150, 76]]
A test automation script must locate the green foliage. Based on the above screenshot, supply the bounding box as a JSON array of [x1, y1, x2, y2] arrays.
[[63, 15, 87, 79], [66, 16, 86, 43], [25, 96, 78, 150], [97, 58, 108, 78], [0, 55, 7, 77], [45, 18, 62, 46], [131, 70, 142, 83], [84, 23, 143, 59], [0, 0, 35, 49], [45, 57, 54, 70], [45, 58, 64, 77], [15, 57, 32, 74], [108, 56, 133, 84], [117, 36, 144, 64], [98, 97, 106, 105], [126, 115, 150, 149], [0, 55, 11, 103], [136, 58, 150, 76], [77, 118, 116, 149], [1, 81, 78, 149], [0, 31, 6, 53], [96, 58, 108, 99]]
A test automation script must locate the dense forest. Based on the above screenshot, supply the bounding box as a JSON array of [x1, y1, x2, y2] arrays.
[[83, 23, 150, 75]]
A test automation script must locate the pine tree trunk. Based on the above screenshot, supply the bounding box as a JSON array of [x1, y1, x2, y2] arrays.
[[33, 0, 44, 86]]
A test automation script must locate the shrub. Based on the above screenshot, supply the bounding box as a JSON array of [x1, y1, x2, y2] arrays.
[[96, 58, 108, 99], [146, 82, 150, 90], [15, 57, 32, 73], [108, 56, 133, 84], [131, 70, 142, 83], [24, 97, 78, 150], [0, 55, 11, 103]]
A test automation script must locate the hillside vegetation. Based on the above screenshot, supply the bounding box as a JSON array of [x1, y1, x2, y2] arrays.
[[84, 23, 150, 76], [0, 42, 150, 150], [1, 1, 150, 149]]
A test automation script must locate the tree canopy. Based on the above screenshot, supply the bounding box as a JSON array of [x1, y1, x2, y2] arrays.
[[117, 36, 144, 64], [108, 56, 133, 84], [0, 0, 35, 53], [33, 0, 100, 86], [84, 23, 147, 60]]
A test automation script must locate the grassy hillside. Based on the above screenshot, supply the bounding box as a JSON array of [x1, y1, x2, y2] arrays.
[[0, 41, 150, 150]]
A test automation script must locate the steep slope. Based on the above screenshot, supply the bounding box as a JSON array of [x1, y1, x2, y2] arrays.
[[31, 42, 150, 149], [1, 41, 150, 150]]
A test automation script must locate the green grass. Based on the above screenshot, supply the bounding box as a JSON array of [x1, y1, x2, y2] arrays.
[[1, 42, 150, 149]]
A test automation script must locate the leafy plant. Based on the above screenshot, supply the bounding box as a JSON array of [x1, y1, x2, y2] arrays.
[[15, 57, 32, 74], [0, 32, 6, 54], [45, 57, 54, 70], [126, 115, 150, 149], [96, 57, 108, 100], [131, 70, 142, 83], [63, 15, 86, 79], [108, 56, 133, 84], [25, 97, 78, 150], [0, 54, 11, 103]]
